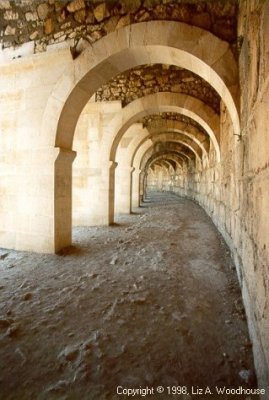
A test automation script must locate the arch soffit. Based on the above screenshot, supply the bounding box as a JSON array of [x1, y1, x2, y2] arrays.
[[115, 124, 149, 163], [140, 140, 198, 168], [121, 128, 205, 170], [140, 145, 191, 170], [42, 21, 239, 155], [120, 121, 208, 169], [132, 139, 154, 170], [147, 119, 210, 149], [143, 150, 188, 172], [151, 137, 202, 160], [150, 156, 182, 170], [146, 131, 205, 158], [108, 92, 221, 162], [151, 160, 174, 171]]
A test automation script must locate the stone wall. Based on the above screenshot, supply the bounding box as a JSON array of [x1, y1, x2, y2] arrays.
[[0, 1, 268, 389], [0, 47, 74, 251], [152, 1, 269, 388], [0, 0, 237, 53], [73, 100, 123, 226], [96, 64, 220, 113]]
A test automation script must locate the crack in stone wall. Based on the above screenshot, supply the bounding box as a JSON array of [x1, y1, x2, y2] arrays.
[[0, 0, 238, 53], [95, 64, 221, 113]]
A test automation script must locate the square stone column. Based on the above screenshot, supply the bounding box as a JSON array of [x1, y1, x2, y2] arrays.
[[131, 169, 141, 209], [115, 165, 133, 215], [55, 148, 77, 252], [13, 147, 76, 253]]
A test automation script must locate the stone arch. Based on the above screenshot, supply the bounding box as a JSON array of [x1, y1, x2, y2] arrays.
[[146, 119, 210, 153], [148, 158, 177, 186], [152, 138, 201, 162], [115, 127, 196, 214], [41, 21, 239, 149], [131, 139, 188, 210], [115, 123, 149, 167], [141, 149, 189, 196], [107, 92, 219, 218], [149, 160, 174, 174], [149, 155, 183, 170], [147, 154, 184, 194], [117, 127, 204, 171], [40, 20, 239, 252], [108, 92, 220, 163], [141, 146, 192, 171], [142, 132, 204, 160], [90, 91, 219, 228]]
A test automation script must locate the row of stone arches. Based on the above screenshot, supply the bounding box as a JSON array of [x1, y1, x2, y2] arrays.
[[1, 3, 268, 391], [34, 20, 240, 253]]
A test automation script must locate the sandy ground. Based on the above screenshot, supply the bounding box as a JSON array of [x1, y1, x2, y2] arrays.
[[0, 192, 258, 400]]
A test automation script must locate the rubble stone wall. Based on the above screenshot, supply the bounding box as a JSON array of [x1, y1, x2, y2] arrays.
[[96, 64, 220, 113], [0, 0, 237, 53]]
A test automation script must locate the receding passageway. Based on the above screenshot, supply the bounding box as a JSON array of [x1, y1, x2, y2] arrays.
[[0, 193, 257, 399]]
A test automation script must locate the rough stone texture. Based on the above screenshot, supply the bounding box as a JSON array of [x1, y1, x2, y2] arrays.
[[0, 0, 238, 52], [37, 3, 49, 20], [96, 64, 220, 113], [139, 112, 209, 137], [0, 2, 268, 394], [0, 194, 257, 399], [146, 2, 269, 388]]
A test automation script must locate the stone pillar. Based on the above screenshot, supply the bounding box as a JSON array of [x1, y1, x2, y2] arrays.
[[139, 171, 147, 203], [73, 159, 117, 227], [131, 168, 141, 209], [14, 147, 76, 253], [54, 148, 77, 252], [143, 172, 148, 201], [115, 165, 133, 215], [108, 161, 118, 225]]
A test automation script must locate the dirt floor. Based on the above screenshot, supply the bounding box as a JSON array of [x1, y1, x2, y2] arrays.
[[0, 192, 259, 400]]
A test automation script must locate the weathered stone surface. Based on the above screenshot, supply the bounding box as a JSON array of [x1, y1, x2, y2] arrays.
[[66, 0, 85, 13], [4, 25, 16, 36], [0, 0, 238, 52], [25, 11, 38, 22], [144, 0, 160, 8], [44, 18, 54, 34], [191, 12, 211, 30], [116, 14, 131, 29], [87, 29, 103, 43], [171, 4, 191, 22], [120, 0, 141, 13], [29, 30, 39, 40], [3, 10, 18, 20], [207, 1, 237, 18], [93, 2, 109, 22], [0, 252, 9, 260], [213, 19, 237, 42], [0, 318, 13, 328], [96, 64, 220, 113], [74, 9, 86, 23], [37, 3, 49, 20], [171, 83, 182, 92], [0, 0, 268, 394], [104, 15, 120, 33], [135, 9, 151, 22], [139, 112, 208, 136], [0, 0, 10, 10]]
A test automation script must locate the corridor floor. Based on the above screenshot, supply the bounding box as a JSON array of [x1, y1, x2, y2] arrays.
[[0, 192, 258, 399]]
